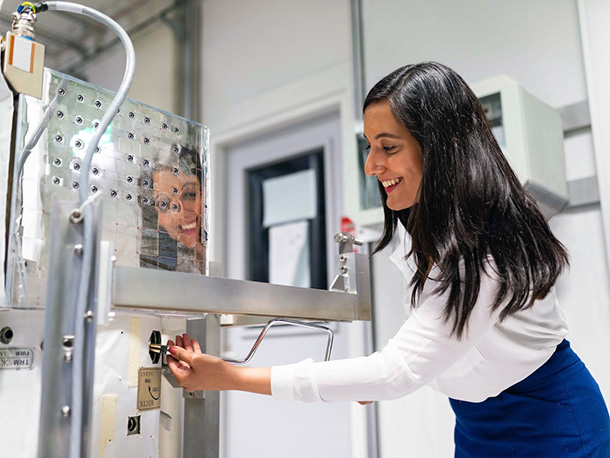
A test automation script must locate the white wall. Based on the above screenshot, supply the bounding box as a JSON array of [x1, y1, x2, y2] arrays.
[[80, 23, 178, 115]]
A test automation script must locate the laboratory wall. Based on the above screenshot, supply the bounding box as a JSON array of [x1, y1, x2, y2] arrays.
[[79, 22, 178, 115], [71, 0, 610, 457]]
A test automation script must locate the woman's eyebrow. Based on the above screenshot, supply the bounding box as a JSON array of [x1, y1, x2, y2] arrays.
[[375, 133, 401, 140]]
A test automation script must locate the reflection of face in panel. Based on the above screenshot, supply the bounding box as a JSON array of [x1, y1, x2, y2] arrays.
[[153, 169, 201, 249]]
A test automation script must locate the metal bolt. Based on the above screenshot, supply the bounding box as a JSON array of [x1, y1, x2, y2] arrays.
[[172, 145, 179, 154], [84, 311, 94, 322], [53, 158, 62, 166], [141, 197, 149, 205], [61, 406, 71, 417], [340, 266, 348, 274], [57, 87, 66, 96], [55, 135, 63, 143], [334, 233, 348, 243], [143, 159, 150, 167], [128, 132, 135, 140], [91, 185, 98, 193], [126, 176, 133, 184], [127, 154, 134, 163], [95, 147, 100, 153], [162, 123, 168, 130], [76, 94, 84, 102], [93, 121, 99, 129], [126, 194, 133, 201], [92, 167, 99, 176], [129, 111, 135, 119], [110, 189, 118, 198], [52, 177, 60, 185], [64, 351, 72, 363], [144, 137, 150, 145], [70, 209, 83, 224], [74, 140, 83, 149], [73, 163, 81, 171], [72, 182, 79, 189], [340, 255, 347, 263], [75, 116, 83, 125], [172, 167, 179, 176], [0, 327, 13, 344], [94, 100, 102, 108], [172, 126, 180, 134], [56, 110, 64, 119], [142, 180, 149, 188], [74, 244, 83, 255], [144, 116, 151, 124]]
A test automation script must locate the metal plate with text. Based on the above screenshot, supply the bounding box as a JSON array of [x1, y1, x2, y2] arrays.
[[0, 348, 34, 369]]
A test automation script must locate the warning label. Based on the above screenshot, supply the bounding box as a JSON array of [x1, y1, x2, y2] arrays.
[[137, 367, 162, 411], [0, 348, 34, 370]]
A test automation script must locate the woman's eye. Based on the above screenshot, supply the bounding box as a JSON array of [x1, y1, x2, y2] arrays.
[[382, 145, 396, 152]]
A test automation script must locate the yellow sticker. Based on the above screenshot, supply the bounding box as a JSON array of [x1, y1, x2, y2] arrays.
[[137, 367, 162, 411]]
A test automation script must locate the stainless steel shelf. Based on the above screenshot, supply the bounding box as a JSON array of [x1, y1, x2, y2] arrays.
[[112, 255, 371, 321]]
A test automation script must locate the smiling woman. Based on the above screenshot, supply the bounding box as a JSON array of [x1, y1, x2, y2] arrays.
[[168, 62, 610, 458]]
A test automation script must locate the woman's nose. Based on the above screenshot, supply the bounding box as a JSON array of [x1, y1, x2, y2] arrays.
[[364, 150, 384, 177]]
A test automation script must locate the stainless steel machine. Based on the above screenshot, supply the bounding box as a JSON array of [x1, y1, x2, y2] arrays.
[[0, 3, 371, 457]]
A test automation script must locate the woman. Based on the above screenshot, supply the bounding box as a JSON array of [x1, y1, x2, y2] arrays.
[[167, 62, 610, 456]]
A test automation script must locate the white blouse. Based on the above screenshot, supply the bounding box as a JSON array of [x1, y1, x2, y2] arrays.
[[271, 236, 569, 403]]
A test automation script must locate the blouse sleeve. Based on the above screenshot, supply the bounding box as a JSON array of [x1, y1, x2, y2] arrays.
[[270, 264, 503, 402]]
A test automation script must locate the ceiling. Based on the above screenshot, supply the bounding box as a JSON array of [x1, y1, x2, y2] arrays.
[[1, 0, 187, 77]]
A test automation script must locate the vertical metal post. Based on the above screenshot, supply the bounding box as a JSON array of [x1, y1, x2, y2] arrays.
[[350, 0, 366, 121], [183, 314, 221, 458], [37, 200, 102, 457]]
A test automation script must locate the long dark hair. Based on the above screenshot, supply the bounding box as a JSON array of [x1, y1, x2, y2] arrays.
[[366, 62, 568, 339]]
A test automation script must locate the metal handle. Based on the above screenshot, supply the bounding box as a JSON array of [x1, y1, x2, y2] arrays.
[[223, 318, 334, 364]]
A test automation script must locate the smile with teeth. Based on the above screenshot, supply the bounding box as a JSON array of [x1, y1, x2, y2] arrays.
[[180, 221, 197, 231], [381, 177, 402, 188]]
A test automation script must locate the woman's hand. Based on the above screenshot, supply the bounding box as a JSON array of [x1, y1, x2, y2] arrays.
[[167, 333, 235, 392], [167, 333, 272, 395]]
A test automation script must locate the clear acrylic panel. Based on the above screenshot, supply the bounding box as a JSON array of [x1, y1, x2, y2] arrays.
[[7, 69, 210, 307]]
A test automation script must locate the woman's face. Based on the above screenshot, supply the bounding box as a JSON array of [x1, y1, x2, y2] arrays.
[[364, 99, 424, 211], [154, 169, 201, 249]]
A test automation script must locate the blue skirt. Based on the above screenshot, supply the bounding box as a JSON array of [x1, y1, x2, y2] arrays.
[[449, 340, 610, 457]]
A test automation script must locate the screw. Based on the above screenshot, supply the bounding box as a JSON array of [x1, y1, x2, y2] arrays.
[[73, 163, 81, 171], [70, 209, 83, 224], [129, 111, 135, 119], [126, 176, 133, 184], [143, 159, 150, 167], [94, 100, 102, 108], [144, 116, 151, 124], [57, 88, 66, 96], [172, 167, 179, 176], [74, 140, 83, 149], [57, 110, 64, 119], [0, 327, 13, 344], [84, 311, 94, 322], [55, 135, 63, 143], [72, 182, 79, 189], [92, 167, 99, 176], [110, 189, 118, 198], [74, 244, 83, 255], [128, 133, 134, 140], [144, 138, 150, 145], [162, 123, 168, 130], [127, 154, 134, 163], [76, 94, 84, 102], [340, 266, 348, 274], [340, 255, 347, 263], [95, 146, 100, 153], [142, 180, 149, 188], [172, 145, 179, 154], [91, 185, 98, 193], [52, 177, 60, 185], [93, 121, 99, 129], [75, 116, 83, 124], [172, 126, 180, 134], [61, 406, 71, 417], [141, 197, 149, 205], [53, 158, 62, 166], [126, 194, 133, 201], [64, 351, 72, 363]]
